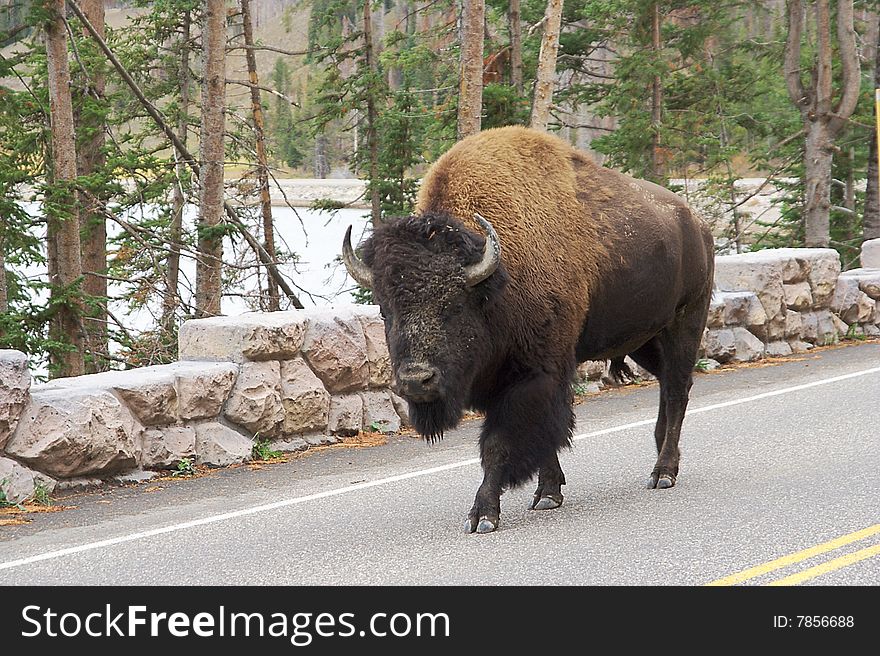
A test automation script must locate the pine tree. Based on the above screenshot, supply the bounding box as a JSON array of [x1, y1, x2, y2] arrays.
[[74, 0, 109, 372], [863, 15, 880, 242], [530, 0, 564, 131], [44, 0, 85, 377], [241, 0, 280, 310], [195, 0, 227, 317], [458, 0, 485, 138], [784, 0, 860, 248]]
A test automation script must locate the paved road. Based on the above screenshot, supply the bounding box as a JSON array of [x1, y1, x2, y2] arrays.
[[1, 342, 878, 586]]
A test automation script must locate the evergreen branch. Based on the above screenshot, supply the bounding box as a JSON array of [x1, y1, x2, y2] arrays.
[[227, 44, 317, 57], [67, 0, 305, 310], [225, 78, 299, 106]]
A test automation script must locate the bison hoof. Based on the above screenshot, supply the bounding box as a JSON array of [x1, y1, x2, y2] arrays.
[[531, 495, 562, 511], [466, 516, 498, 534], [477, 517, 498, 533], [646, 473, 676, 489]]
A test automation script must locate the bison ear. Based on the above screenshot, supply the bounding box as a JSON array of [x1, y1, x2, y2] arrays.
[[342, 225, 373, 289], [464, 213, 501, 286]]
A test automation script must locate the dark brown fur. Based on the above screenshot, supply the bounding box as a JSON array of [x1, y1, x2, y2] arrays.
[[360, 126, 715, 533]]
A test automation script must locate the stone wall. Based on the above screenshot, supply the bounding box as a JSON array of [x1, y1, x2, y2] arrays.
[[2, 245, 879, 503], [572, 245, 880, 392], [704, 247, 880, 363], [0, 306, 406, 503]]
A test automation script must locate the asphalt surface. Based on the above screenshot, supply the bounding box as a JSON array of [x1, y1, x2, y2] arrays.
[[1, 341, 878, 586]]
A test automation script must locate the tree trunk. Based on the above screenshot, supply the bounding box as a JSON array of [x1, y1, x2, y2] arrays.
[[650, 2, 663, 180], [784, 0, 860, 248], [803, 121, 833, 247], [393, 2, 413, 89], [804, 0, 833, 248], [867, 121, 879, 239], [241, 0, 279, 310], [45, 0, 84, 378], [388, 1, 413, 89], [508, 0, 523, 94], [371, 2, 385, 53], [195, 0, 227, 318], [457, 0, 484, 139], [0, 242, 7, 314], [163, 8, 191, 331], [815, 0, 832, 117], [363, 0, 381, 226], [844, 147, 855, 213], [76, 0, 107, 372], [314, 133, 329, 178], [863, 18, 880, 241], [386, 1, 405, 90], [530, 0, 563, 132]]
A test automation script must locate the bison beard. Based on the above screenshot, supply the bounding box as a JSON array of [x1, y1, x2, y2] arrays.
[[408, 396, 465, 444]]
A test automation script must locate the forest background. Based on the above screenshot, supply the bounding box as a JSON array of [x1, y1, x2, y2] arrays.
[[0, 0, 878, 378]]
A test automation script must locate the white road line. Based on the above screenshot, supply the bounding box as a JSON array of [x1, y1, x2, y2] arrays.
[[1, 364, 879, 573], [570, 364, 880, 443]]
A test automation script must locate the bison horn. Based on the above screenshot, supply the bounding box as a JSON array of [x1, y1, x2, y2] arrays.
[[464, 213, 501, 286], [342, 225, 373, 289]]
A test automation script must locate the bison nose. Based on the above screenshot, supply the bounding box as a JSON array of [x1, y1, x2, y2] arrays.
[[394, 362, 442, 401]]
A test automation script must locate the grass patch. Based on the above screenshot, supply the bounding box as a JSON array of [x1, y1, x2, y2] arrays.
[[171, 457, 197, 478], [844, 324, 868, 342], [0, 479, 24, 510], [694, 358, 715, 372], [572, 382, 591, 396], [252, 437, 283, 461], [368, 421, 395, 434], [31, 481, 52, 506]]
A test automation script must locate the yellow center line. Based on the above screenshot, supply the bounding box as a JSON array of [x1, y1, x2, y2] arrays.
[[705, 523, 880, 586], [766, 543, 880, 586]]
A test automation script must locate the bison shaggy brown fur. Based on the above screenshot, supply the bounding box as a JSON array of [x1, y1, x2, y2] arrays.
[[344, 126, 715, 534]]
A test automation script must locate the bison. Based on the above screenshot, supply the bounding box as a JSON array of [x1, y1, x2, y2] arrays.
[[342, 126, 715, 534]]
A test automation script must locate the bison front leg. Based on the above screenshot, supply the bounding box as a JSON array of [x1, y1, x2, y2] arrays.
[[466, 374, 573, 534], [466, 452, 504, 534]]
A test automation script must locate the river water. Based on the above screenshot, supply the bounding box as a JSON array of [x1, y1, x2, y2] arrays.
[[216, 205, 372, 312], [13, 204, 373, 375]]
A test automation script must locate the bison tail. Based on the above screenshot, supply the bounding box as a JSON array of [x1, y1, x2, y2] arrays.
[[607, 357, 635, 385]]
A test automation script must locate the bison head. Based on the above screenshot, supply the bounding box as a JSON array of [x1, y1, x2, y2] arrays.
[[342, 212, 506, 441]]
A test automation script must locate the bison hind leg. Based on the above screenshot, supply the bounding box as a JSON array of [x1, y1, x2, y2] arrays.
[[607, 357, 636, 385], [638, 298, 711, 490], [531, 452, 566, 510]]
